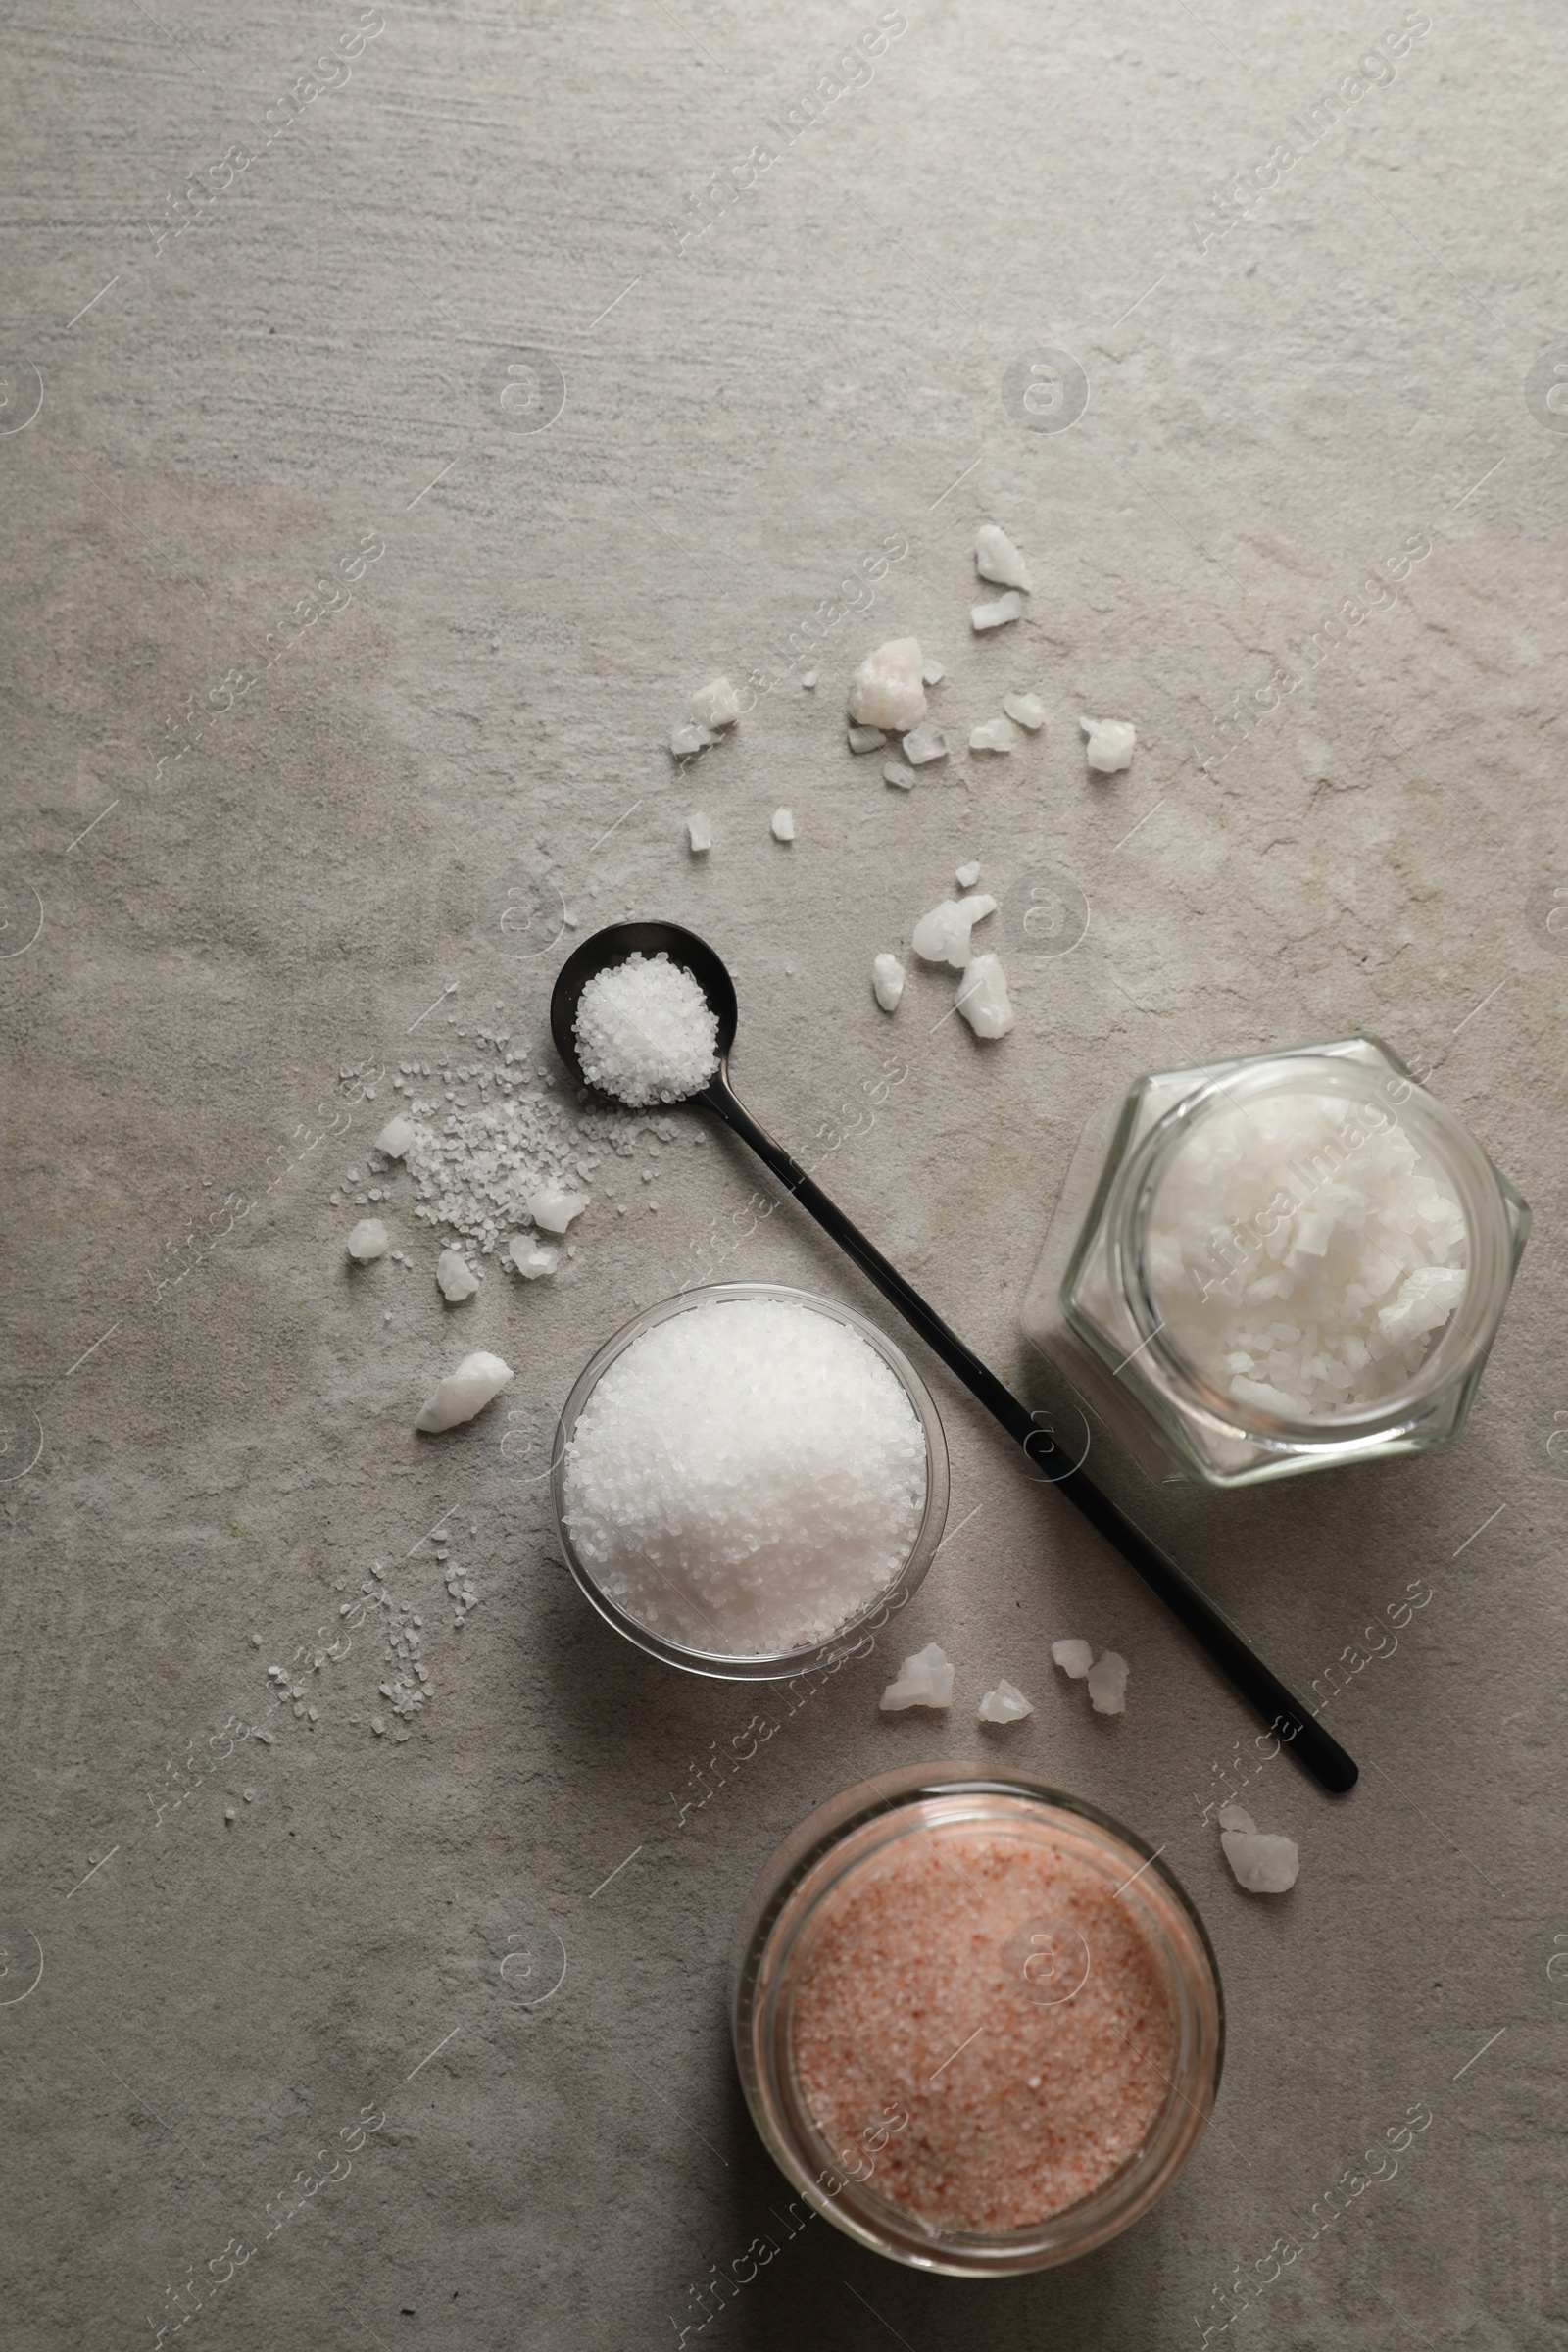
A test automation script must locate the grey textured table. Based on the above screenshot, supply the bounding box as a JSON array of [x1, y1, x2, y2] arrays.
[[4, 3, 1565, 2346]]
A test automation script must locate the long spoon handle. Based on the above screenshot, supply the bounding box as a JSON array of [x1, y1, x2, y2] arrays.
[[703, 1073, 1357, 1796]]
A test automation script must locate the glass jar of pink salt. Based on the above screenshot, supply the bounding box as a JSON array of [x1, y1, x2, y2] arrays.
[[730, 1764, 1222, 2276]]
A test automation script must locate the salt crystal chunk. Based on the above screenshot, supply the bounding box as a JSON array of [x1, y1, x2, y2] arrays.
[[912, 893, 998, 968], [969, 718, 1020, 754], [771, 808, 796, 842], [872, 953, 906, 1013], [1087, 1650, 1129, 1714], [436, 1248, 479, 1303], [978, 1677, 1033, 1722], [1080, 716, 1137, 773], [801, 670, 817, 688], [956, 953, 1014, 1039], [526, 1183, 589, 1233], [1378, 1263, 1467, 1344], [847, 725, 887, 754], [415, 1350, 515, 1433], [375, 1114, 416, 1158], [883, 760, 916, 791], [1221, 1826, 1299, 1893], [1052, 1640, 1093, 1683], [921, 660, 944, 685], [955, 860, 981, 888], [849, 637, 926, 732], [902, 721, 948, 766], [972, 591, 1024, 632], [690, 675, 741, 729], [347, 1218, 390, 1262], [509, 1234, 560, 1280], [1217, 1802, 1256, 1834], [879, 1642, 955, 1710], [670, 723, 714, 758], [687, 812, 711, 855], [1003, 692, 1045, 730], [976, 522, 1034, 593]]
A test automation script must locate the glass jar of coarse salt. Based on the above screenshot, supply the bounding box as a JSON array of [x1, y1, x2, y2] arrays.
[[729, 1764, 1223, 2276], [1021, 1036, 1529, 1490]]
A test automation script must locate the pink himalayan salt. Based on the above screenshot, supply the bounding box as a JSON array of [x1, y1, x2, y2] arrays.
[[790, 1820, 1177, 2234]]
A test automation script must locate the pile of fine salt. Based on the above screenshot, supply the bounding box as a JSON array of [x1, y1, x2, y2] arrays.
[[573, 952, 719, 1108], [562, 1298, 929, 1657], [1147, 1086, 1469, 1420]]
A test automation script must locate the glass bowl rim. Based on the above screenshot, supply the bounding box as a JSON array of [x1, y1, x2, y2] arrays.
[[550, 1281, 951, 1682]]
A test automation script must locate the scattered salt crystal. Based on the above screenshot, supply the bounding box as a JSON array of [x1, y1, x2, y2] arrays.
[[670, 722, 714, 758], [573, 951, 718, 1107], [526, 1183, 589, 1233], [347, 1218, 389, 1262], [371, 1715, 386, 1736], [1052, 1637, 1094, 1679], [956, 953, 1014, 1040], [690, 675, 741, 729], [912, 893, 998, 969], [880, 1642, 955, 1711], [243, 1787, 255, 1802], [564, 1298, 927, 1656], [883, 760, 917, 791], [225, 1806, 236, 1823], [978, 1677, 1034, 1722], [955, 860, 981, 888], [972, 591, 1024, 632], [1087, 1650, 1129, 1715], [872, 954, 905, 1012], [921, 659, 944, 685], [415, 1349, 514, 1433], [976, 522, 1034, 593], [1217, 1803, 1256, 1834], [849, 637, 926, 733], [969, 719, 1020, 754], [687, 813, 712, 856], [509, 1234, 560, 1280], [902, 721, 948, 767], [848, 725, 887, 754], [375, 1114, 416, 1158], [771, 808, 796, 842], [437, 1249, 479, 1303], [1221, 1822, 1300, 1893], [802, 669, 818, 688], [1081, 716, 1137, 773], [1003, 692, 1045, 731]]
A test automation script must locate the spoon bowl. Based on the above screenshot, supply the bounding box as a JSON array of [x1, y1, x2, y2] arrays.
[[550, 920, 736, 1102]]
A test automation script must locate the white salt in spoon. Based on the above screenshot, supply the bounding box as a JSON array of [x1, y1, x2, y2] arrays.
[[551, 922, 1356, 1795]]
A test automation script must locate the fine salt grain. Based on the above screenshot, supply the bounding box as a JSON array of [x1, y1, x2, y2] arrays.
[[573, 952, 719, 1108], [880, 1642, 955, 1710], [978, 1677, 1033, 1723], [415, 1350, 514, 1434], [347, 1218, 389, 1262], [872, 954, 906, 1013], [563, 1298, 928, 1658]]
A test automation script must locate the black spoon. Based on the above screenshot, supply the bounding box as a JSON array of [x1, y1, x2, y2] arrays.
[[551, 920, 1356, 1796]]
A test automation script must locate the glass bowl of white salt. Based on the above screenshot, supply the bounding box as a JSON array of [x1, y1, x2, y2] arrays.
[[551, 1284, 951, 1679], [1021, 1037, 1529, 1489]]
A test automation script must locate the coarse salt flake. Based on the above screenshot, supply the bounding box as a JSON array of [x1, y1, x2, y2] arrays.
[[976, 522, 1034, 593]]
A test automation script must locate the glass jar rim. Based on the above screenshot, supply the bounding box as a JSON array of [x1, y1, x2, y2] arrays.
[[1107, 1052, 1513, 1451], [549, 1282, 950, 1681], [732, 1765, 1224, 2276]]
